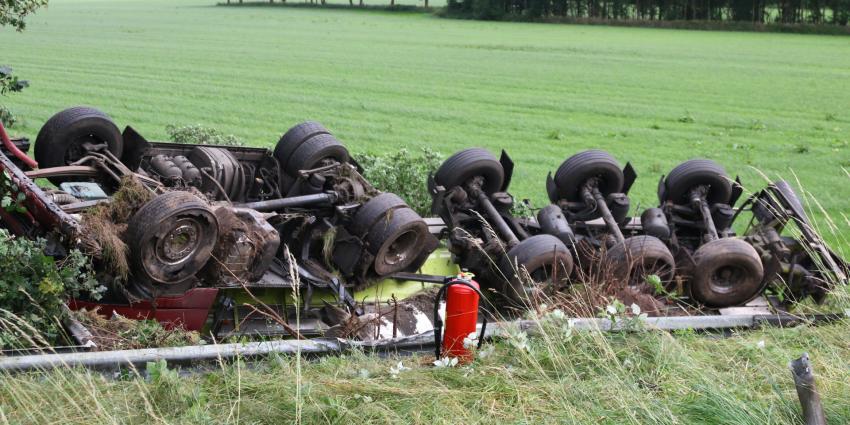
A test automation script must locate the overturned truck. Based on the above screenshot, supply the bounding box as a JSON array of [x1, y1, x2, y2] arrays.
[[1, 107, 443, 339], [1, 108, 848, 344]]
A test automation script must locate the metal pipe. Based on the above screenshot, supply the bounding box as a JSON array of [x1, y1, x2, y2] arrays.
[[0, 120, 37, 169], [236, 192, 336, 212], [590, 187, 625, 244], [477, 192, 519, 246]]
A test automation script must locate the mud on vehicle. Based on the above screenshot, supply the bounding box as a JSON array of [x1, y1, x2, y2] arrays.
[[0, 107, 440, 338]]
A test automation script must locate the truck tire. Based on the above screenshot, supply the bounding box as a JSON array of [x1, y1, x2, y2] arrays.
[[661, 159, 732, 205], [350, 193, 408, 236], [34, 106, 123, 184], [690, 238, 764, 308], [365, 206, 429, 276], [273, 121, 330, 172], [552, 150, 623, 203], [606, 235, 676, 289], [434, 148, 504, 194], [284, 133, 349, 176], [126, 191, 218, 292], [502, 234, 574, 305]]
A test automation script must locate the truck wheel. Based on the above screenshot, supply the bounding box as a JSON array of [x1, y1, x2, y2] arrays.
[[350, 193, 408, 236], [502, 234, 573, 305], [284, 133, 349, 176], [607, 235, 675, 289], [661, 159, 732, 205], [34, 106, 123, 184], [434, 148, 504, 195], [127, 191, 218, 289], [366, 207, 429, 276], [551, 150, 623, 203], [274, 121, 330, 172], [690, 238, 764, 308]]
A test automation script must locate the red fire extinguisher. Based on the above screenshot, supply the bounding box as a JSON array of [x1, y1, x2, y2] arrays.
[[434, 272, 486, 364]]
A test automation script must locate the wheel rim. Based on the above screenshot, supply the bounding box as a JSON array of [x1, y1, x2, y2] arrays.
[[155, 218, 202, 266], [375, 229, 421, 274], [708, 265, 749, 294]]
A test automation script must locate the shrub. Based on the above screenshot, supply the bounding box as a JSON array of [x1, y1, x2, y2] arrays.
[[0, 105, 17, 128], [358, 147, 443, 217], [0, 229, 104, 348], [166, 124, 245, 147], [1, 169, 26, 213], [0, 65, 30, 129]]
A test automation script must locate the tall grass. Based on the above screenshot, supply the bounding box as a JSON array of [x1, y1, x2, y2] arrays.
[[0, 317, 847, 423]]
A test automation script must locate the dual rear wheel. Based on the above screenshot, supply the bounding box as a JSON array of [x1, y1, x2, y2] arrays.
[[274, 121, 349, 176]]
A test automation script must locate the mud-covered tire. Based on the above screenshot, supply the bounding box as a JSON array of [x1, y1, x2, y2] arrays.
[[607, 235, 675, 289], [350, 193, 408, 236], [365, 207, 429, 276], [34, 106, 123, 183], [434, 148, 504, 195], [126, 191, 218, 292], [273, 121, 331, 173], [502, 234, 574, 305], [690, 238, 764, 308], [551, 150, 623, 203], [284, 133, 349, 176], [661, 159, 732, 205]]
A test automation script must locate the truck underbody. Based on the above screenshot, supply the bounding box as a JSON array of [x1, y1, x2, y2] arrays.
[[1, 107, 847, 344]]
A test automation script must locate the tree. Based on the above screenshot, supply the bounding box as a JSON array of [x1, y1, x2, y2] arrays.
[[1, 0, 49, 32]]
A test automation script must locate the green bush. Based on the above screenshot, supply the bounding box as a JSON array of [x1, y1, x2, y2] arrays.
[[0, 105, 17, 128], [358, 147, 442, 217], [0, 65, 30, 129], [166, 124, 245, 147], [0, 229, 104, 348]]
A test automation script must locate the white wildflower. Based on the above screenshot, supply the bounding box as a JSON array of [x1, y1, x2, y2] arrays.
[[606, 304, 618, 315], [389, 361, 410, 379], [462, 332, 479, 350], [630, 303, 641, 316], [757, 340, 766, 349], [433, 357, 459, 368]]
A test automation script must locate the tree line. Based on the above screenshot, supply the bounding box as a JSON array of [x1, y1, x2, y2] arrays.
[[447, 0, 850, 25]]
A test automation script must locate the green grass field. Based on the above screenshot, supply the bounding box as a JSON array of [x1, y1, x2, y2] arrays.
[[2, 0, 849, 248]]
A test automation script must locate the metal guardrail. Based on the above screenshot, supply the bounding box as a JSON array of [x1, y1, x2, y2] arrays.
[[1, 311, 847, 372]]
